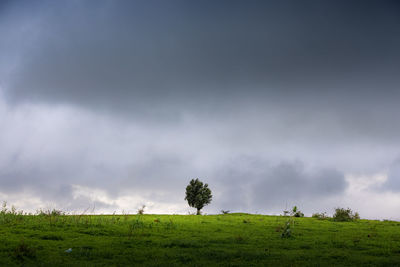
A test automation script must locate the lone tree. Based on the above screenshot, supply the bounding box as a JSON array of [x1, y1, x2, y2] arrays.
[[185, 178, 212, 215]]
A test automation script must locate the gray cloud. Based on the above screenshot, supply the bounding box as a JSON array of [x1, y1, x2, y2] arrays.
[[0, 119, 348, 214], [213, 158, 346, 214], [2, 1, 400, 144], [380, 159, 400, 192], [3, 1, 400, 113]]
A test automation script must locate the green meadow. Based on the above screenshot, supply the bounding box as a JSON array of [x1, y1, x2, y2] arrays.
[[1, 211, 400, 266]]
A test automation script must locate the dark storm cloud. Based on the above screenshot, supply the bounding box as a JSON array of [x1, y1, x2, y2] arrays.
[[1, 0, 400, 151], [2, 0, 400, 116]]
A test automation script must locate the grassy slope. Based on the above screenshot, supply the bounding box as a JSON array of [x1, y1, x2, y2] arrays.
[[0, 213, 399, 266]]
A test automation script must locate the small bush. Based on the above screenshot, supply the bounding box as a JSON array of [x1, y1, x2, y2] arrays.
[[333, 208, 359, 222], [137, 205, 146, 215], [293, 211, 304, 217], [291, 206, 304, 217], [37, 209, 65, 216], [312, 212, 329, 220]]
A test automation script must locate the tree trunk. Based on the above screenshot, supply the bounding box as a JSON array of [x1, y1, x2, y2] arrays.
[[196, 209, 201, 215]]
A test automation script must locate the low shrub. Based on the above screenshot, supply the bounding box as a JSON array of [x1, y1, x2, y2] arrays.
[[333, 208, 359, 222], [291, 206, 304, 217], [312, 212, 329, 220], [37, 209, 65, 216], [137, 205, 146, 215]]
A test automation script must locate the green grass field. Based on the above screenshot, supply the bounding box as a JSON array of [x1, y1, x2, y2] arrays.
[[1, 211, 400, 266]]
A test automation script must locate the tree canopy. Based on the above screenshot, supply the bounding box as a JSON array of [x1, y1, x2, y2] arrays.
[[185, 178, 212, 215]]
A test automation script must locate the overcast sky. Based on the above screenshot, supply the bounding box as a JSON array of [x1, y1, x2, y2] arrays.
[[1, 0, 400, 219]]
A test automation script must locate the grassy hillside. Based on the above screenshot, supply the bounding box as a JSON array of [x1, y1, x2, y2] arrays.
[[0, 211, 400, 266]]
